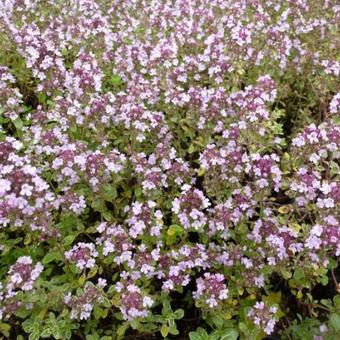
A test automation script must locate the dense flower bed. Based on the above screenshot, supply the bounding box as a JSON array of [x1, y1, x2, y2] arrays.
[[0, 0, 339, 339]]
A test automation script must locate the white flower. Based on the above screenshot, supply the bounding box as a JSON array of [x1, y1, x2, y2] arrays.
[[142, 296, 153, 308], [0, 179, 11, 196], [306, 235, 322, 249], [219, 289, 228, 300], [206, 297, 218, 308]]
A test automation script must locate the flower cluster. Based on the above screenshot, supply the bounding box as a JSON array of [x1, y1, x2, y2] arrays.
[[172, 185, 210, 230], [0, 0, 339, 339], [115, 281, 154, 320], [65, 242, 98, 271], [65, 280, 107, 320], [193, 273, 228, 309], [0, 66, 23, 121], [305, 216, 340, 257], [0, 256, 43, 321], [0, 138, 59, 237], [247, 301, 278, 335], [125, 201, 163, 238], [6, 256, 43, 294]]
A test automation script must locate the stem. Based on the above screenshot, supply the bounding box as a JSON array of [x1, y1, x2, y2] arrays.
[[331, 269, 339, 292]]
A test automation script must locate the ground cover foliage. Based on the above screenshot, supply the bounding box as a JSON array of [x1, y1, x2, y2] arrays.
[[0, 0, 339, 339]]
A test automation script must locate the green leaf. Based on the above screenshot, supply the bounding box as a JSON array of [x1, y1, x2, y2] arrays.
[[212, 314, 224, 329], [29, 333, 41, 340], [40, 327, 53, 338], [102, 210, 114, 221], [93, 306, 103, 320], [161, 297, 172, 315], [161, 324, 169, 337], [189, 328, 210, 340], [109, 74, 123, 86], [63, 235, 76, 246], [42, 251, 62, 265], [102, 183, 117, 201], [167, 224, 183, 237], [117, 322, 128, 337], [166, 224, 183, 245], [13, 117, 24, 130], [197, 167, 205, 177], [91, 199, 103, 212], [173, 308, 184, 320], [319, 275, 328, 286], [38, 93, 47, 104], [86, 335, 100, 340], [293, 268, 305, 281], [188, 143, 195, 154], [281, 269, 292, 280], [22, 319, 36, 333], [130, 318, 140, 330], [263, 292, 281, 305], [330, 313, 340, 331], [330, 161, 340, 177], [0, 322, 11, 337], [87, 266, 98, 279], [213, 329, 239, 340], [332, 115, 340, 124], [320, 299, 332, 308], [333, 295, 340, 308], [168, 319, 179, 335], [60, 214, 78, 230]]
